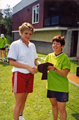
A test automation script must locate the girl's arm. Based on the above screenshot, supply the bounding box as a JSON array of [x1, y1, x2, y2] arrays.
[[48, 66, 69, 77], [9, 59, 37, 74]]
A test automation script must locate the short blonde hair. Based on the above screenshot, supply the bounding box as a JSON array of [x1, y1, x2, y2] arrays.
[[19, 22, 34, 35]]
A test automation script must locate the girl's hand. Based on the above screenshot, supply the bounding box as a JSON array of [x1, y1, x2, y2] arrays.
[[47, 66, 55, 71]]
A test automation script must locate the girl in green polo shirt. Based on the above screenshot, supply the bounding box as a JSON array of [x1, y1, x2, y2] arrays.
[[44, 36, 71, 120]]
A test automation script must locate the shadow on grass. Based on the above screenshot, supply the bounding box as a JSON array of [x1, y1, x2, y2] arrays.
[[0, 62, 10, 67], [70, 60, 78, 65], [72, 113, 79, 120]]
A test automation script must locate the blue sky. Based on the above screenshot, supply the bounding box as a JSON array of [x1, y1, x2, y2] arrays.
[[0, 0, 22, 9]]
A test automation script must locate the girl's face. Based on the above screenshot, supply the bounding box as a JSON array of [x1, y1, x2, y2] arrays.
[[52, 40, 64, 55], [21, 30, 32, 45]]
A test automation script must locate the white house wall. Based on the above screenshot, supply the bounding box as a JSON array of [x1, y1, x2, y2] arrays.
[[13, 0, 38, 14], [63, 30, 72, 57]]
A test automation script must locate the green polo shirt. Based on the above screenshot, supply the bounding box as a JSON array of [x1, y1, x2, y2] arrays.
[[1, 38, 7, 48], [0, 37, 3, 48], [44, 52, 71, 93]]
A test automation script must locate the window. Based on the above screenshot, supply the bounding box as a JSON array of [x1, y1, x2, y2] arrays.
[[32, 4, 39, 24]]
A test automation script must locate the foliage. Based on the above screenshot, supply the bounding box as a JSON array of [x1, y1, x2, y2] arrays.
[[5, 34, 12, 44], [1, 5, 12, 36], [0, 12, 3, 22]]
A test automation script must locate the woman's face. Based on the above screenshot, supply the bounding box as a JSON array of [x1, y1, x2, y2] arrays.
[[52, 40, 64, 54], [21, 30, 32, 44]]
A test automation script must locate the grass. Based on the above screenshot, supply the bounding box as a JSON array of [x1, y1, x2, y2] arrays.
[[69, 60, 79, 74], [0, 53, 79, 120]]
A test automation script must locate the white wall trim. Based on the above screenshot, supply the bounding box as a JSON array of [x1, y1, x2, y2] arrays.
[[12, 31, 19, 33], [34, 27, 68, 31], [12, 27, 68, 33], [68, 28, 79, 31]]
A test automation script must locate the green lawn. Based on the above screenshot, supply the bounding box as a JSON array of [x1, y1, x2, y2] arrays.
[[0, 53, 79, 120]]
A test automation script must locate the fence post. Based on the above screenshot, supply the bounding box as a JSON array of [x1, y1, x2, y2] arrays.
[[76, 67, 79, 77]]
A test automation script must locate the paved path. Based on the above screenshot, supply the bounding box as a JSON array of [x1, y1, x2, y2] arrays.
[[67, 74, 79, 87]]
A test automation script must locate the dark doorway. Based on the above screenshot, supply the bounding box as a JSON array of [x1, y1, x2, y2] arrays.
[[70, 31, 78, 57]]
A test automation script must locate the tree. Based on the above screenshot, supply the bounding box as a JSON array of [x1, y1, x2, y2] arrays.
[[0, 12, 3, 22], [1, 5, 12, 36]]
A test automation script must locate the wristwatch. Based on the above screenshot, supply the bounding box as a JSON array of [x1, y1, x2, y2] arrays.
[[54, 67, 57, 71]]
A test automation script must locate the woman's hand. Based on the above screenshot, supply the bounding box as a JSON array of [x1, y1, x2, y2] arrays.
[[9, 59, 38, 74], [28, 66, 38, 74]]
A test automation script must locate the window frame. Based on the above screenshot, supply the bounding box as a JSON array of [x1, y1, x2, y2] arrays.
[[32, 4, 39, 24]]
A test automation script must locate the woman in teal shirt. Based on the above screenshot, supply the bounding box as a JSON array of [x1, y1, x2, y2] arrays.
[[44, 36, 71, 120]]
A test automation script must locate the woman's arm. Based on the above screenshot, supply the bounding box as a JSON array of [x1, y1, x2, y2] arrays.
[[48, 66, 69, 77], [34, 59, 41, 66], [9, 59, 37, 74]]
